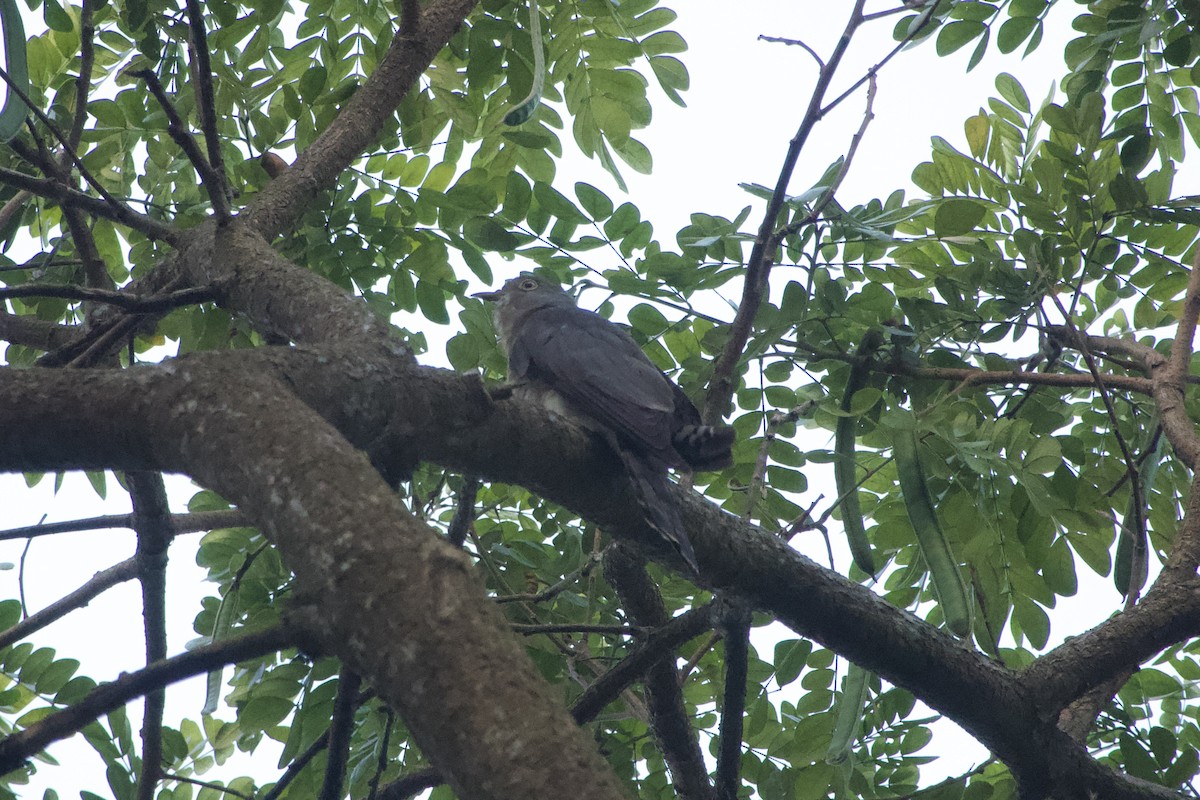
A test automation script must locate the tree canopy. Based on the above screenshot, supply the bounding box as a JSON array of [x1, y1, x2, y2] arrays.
[[2, 0, 1200, 799]]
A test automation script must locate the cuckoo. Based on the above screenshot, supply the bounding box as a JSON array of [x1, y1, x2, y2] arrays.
[[476, 273, 734, 573]]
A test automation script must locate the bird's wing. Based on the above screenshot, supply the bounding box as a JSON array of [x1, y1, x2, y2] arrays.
[[510, 305, 683, 467]]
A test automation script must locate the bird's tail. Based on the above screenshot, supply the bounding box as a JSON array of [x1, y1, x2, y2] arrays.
[[673, 424, 736, 472], [617, 449, 700, 573]]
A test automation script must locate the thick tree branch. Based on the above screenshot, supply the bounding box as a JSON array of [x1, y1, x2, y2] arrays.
[[604, 545, 714, 800], [0, 348, 1190, 799], [244, 0, 479, 240]]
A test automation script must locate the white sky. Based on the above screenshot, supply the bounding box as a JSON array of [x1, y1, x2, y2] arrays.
[[0, 0, 1151, 795]]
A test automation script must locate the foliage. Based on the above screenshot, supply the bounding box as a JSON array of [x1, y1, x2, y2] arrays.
[[1, 0, 1200, 798]]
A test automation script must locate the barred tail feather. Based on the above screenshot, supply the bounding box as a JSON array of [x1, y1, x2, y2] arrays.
[[673, 424, 735, 471], [618, 449, 700, 573]]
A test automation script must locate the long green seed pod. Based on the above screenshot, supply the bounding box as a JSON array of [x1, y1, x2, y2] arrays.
[[894, 428, 971, 637], [834, 329, 885, 576]]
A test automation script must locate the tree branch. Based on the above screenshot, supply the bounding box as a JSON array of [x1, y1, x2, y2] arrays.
[[244, 0, 480, 240], [703, 0, 867, 424], [0, 559, 138, 653], [604, 545, 714, 800], [319, 669, 361, 800], [0, 625, 294, 775], [129, 472, 173, 800], [0, 283, 219, 313], [182, 0, 231, 219], [0, 165, 176, 242]]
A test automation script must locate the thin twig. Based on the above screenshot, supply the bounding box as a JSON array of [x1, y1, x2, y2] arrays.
[[134, 69, 228, 218], [183, 0, 231, 218], [161, 773, 252, 800], [0, 559, 138, 655], [0, 165, 176, 241], [0, 283, 219, 313], [0, 509, 245, 542], [510, 623, 644, 636], [0, 63, 144, 221], [703, 0, 869, 424], [757, 34, 824, 69]]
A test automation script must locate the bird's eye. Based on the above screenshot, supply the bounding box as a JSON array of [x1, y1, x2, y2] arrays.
[[519, 278, 538, 290]]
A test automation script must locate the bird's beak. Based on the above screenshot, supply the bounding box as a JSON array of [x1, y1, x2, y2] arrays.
[[473, 289, 502, 301]]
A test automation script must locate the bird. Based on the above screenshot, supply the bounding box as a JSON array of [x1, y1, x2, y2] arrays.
[[475, 273, 734, 572]]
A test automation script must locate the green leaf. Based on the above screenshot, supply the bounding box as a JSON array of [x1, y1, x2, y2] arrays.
[[936, 21, 987, 56], [463, 217, 520, 251], [574, 182, 614, 220], [995, 72, 1030, 113], [43, 0, 73, 32], [933, 198, 986, 237]]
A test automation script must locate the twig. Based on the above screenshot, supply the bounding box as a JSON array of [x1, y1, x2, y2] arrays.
[[1046, 295, 1145, 609], [161, 773, 252, 800], [703, 0, 869, 424], [67, 0, 97, 153], [776, 72, 877, 240], [494, 558, 594, 604], [0, 63, 146, 223], [0, 625, 294, 775], [133, 69, 228, 219], [0, 559, 138, 653], [757, 34, 824, 69], [0, 165, 176, 241], [183, 0, 230, 218], [0, 283, 219, 313], [509, 623, 644, 635]]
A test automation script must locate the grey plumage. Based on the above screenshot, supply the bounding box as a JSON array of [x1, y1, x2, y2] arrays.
[[475, 273, 734, 572]]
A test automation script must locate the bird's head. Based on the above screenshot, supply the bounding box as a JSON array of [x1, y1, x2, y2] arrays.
[[474, 273, 577, 344]]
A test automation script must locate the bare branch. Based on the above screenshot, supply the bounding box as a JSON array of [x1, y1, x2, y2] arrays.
[[183, 0, 231, 219], [0, 625, 294, 776], [0, 283, 218, 313], [129, 472, 173, 800], [0, 559, 138, 653], [134, 69, 228, 219], [0, 64, 151, 226], [703, 1, 868, 424], [0, 509, 244, 542], [0, 165, 176, 242], [319, 669, 362, 800]]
